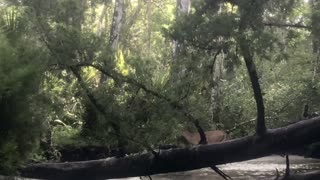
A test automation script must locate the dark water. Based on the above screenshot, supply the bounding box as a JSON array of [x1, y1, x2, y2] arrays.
[[112, 156, 320, 180]]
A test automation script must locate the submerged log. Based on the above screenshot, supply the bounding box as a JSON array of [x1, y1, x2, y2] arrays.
[[21, 117, 320, 180]]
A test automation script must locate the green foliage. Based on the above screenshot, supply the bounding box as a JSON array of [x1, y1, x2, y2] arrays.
[[1, 0, 320, 174], [0, 33, 45, 174]]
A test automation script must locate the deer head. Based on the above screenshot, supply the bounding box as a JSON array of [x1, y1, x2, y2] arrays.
[[182, 130, 226, 145]]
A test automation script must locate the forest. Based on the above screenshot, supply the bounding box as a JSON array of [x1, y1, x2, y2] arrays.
[[1, 0, 320, 179]]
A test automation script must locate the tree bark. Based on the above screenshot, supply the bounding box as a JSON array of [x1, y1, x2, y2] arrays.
[[100, 0, 125, 83], [21, 116, 320, 180], [311, 0, 320, 83], [172, 0, 191, 60], [109, 0, 124, 50], [210, 45, 224, 127], [96, 1, 108, 37]]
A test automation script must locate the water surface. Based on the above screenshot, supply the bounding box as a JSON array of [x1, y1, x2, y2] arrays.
[[113, 155, 320, 180]]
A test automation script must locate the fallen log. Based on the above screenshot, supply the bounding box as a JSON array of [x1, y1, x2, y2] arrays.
[[21, 117, 320, 180]]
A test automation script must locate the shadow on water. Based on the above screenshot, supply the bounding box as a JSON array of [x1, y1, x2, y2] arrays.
[[113, 156, 320, 180]]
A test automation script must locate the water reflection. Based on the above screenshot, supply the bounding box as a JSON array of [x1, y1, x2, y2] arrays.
[[112, 156, 320, 180]]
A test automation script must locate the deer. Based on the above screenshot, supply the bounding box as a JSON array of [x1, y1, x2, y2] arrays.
[[182, 129, 231, 180], [182, 130, 227, 145]]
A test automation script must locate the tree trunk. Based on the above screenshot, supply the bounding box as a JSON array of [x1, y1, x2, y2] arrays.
[[97, 1, 108, 37], [99, 0, 124, 84], [311, 0, 320, 83], [172, 0, 191, 60], [109, 0, 124, 50], [238, 1, 267, 136], [21, 116, 320, 180], [210, 49, 224, 126]]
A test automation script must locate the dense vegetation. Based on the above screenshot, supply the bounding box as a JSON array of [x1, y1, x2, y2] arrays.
[[0, 0, 320, 177]]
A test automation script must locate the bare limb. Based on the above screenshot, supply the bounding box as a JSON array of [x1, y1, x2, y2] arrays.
[[211, 166, 232, 180]]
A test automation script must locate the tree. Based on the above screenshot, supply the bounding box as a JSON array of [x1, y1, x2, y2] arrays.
[[20, 116, 320, 180], [0, 6, 47, 174], [1, 0, 320, 179]]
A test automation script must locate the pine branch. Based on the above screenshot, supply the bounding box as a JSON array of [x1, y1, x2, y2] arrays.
[[53, 62, 208, 144], [263, 22, 311, 29]]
